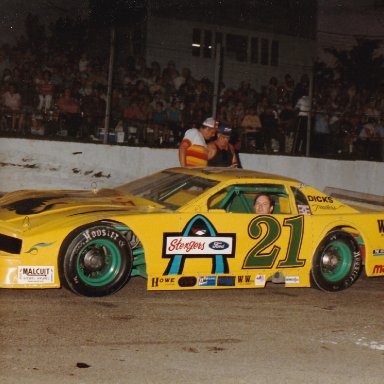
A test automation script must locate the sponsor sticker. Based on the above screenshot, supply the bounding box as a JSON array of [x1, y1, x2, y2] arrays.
[[373, 249, 384, 257], [307, 195, 334, 204], [297, 205, 311, 215], [255, 274, 266, 286], [372, 265, 384, 274], [18, 266, 54, 284], [285, 276, 300, 284], [151, 277, 176, 288], [217, 276, 236, 286], [198, 276, 217, 287], [237, 275, 252, 285], [165, 236, 233, 255]]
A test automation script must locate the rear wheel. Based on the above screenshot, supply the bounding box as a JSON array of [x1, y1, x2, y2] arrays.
[[311, 230, 361, 292], [59, 223, 132, 296]]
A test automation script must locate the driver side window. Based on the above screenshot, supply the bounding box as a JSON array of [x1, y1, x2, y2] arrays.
[[208, 184, 292, 214]]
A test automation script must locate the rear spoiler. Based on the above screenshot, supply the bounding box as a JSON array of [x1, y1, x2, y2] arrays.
[[324, 187, 384, 210]]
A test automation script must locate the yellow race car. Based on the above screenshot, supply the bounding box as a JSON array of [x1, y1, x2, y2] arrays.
[[0, 167, 383, 296]]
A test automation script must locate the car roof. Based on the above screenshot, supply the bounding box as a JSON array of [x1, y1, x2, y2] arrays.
[[167, 167, 302, 185]]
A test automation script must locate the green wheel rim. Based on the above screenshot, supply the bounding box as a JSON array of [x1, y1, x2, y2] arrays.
[[320, 240, 352, 282], [76, 239, 122, 286]]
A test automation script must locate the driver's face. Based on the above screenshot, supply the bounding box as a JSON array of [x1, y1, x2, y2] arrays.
[[254, 195, 273, 214]]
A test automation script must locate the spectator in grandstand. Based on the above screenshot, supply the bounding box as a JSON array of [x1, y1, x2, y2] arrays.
[[57, 88, 81, 137], [292, 74, 309, 106], [178, 117, 217, 167], [312, 106, 330, 156], [166, 99, 183, 145], [82, 87, 106, 136], [1, 83, 23, 132], [260, 103, 280, 153], [357, 117, 380, 160], [293, 93, 310, 155], [240, 106, 263, 151], [78, 53, 89, 73], [151, 100, 168, 144], [37, 70, 54, 112], [278, 101, 296, 153]]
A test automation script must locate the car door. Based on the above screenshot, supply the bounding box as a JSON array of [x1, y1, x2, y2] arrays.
[[163, 183, 313, 288]]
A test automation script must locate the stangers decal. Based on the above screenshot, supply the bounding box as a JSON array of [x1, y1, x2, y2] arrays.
[[162, 215, 236, 275]]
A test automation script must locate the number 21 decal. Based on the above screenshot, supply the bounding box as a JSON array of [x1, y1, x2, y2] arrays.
[[243, 215, 305, 269]]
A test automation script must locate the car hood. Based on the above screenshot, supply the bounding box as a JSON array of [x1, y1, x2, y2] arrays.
[[0, 188, 167, 224]]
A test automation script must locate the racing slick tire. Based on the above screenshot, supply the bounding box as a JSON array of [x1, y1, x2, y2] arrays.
[[311, 230, 362, 292], [59, 223, 133, 297]]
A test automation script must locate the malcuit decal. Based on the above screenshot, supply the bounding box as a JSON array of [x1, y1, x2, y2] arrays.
[[198, 276, 216, 287], [372, 265, 384, 274], [25, 242, 56, 254], [18, 266, 54, 284], [217, 276, 236, 286], [373, 249, 384, 256], [162, 215, 236, 275]]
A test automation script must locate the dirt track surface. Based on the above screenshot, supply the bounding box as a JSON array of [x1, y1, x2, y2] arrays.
[[1, 275, 384, 384]]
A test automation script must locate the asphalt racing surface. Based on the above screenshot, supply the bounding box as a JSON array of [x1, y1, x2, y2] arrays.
[[1, 275, 384, 384]]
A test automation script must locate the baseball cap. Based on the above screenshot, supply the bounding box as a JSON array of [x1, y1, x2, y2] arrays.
[[218, 123, 232, 136], [202, 117, 217, 129]]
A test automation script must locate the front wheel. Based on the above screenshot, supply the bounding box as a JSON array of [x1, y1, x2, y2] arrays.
[[311, 230, 362, 292], [59, 223, 132, 297]]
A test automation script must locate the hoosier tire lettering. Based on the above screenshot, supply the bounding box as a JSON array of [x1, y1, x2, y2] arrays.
[[59, 223, 133, 297]]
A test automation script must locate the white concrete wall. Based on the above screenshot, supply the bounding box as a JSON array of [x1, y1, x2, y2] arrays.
[[0, 138, 383, 195]]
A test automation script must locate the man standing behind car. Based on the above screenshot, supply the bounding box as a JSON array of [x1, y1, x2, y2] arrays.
[[178, 117, 217, 166], [207, 123, 239, 167]]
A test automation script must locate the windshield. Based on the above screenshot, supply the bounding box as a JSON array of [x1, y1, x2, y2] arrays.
[[117, 171, 219, 209]]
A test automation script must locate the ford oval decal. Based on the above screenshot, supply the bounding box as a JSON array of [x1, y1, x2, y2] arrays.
[[209, 241, 229, 250]]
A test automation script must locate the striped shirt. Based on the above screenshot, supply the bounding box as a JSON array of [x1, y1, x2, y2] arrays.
[[182, 128, 208, 166]]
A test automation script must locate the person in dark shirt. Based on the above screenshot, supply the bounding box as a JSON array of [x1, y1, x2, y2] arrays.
[[207, 123, 239, 167]]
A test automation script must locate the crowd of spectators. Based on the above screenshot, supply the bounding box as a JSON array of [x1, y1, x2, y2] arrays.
[[0, 40, 383, 161]]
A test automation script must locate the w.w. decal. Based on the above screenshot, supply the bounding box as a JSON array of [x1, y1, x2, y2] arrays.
[[378, 220, 384, 234]]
